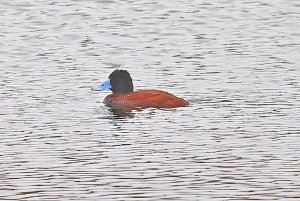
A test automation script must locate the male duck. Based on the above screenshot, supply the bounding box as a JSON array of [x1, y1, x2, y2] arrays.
[[92, 70, 189, 109]]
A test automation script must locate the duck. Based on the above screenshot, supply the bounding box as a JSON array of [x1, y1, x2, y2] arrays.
[[92, 69, 189, 110]]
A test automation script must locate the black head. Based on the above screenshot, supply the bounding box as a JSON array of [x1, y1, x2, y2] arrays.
[[109, 69, 134, 94]]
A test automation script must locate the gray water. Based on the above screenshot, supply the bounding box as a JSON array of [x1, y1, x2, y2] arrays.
[[1, 0, 300, 200]]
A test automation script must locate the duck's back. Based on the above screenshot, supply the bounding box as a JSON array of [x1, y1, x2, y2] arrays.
[[104, 90, 189, 109]]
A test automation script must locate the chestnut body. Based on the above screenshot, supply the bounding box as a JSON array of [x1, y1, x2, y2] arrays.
[[104, 89, 189, 109]]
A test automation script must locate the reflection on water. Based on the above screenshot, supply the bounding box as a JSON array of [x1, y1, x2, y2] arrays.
[[1, 0, 300, 200], [108, 108, 135, 119]]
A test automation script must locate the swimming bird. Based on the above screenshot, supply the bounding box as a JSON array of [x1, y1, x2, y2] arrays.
[[92, 69, 189, 110]]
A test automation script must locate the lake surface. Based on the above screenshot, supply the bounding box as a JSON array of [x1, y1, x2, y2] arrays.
[[1, 0, 300, 200]]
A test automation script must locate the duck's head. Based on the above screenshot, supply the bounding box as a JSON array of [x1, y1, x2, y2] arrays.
[[93, 69, 134, 94]]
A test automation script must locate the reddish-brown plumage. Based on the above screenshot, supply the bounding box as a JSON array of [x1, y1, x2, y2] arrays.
[[104, 90, 189, 109]]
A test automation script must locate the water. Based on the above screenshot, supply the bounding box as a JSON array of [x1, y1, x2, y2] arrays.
[[1, 0, 300, 200]]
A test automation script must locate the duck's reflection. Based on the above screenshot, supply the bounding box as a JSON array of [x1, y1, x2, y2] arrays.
[[108, 107, 135, 119]]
